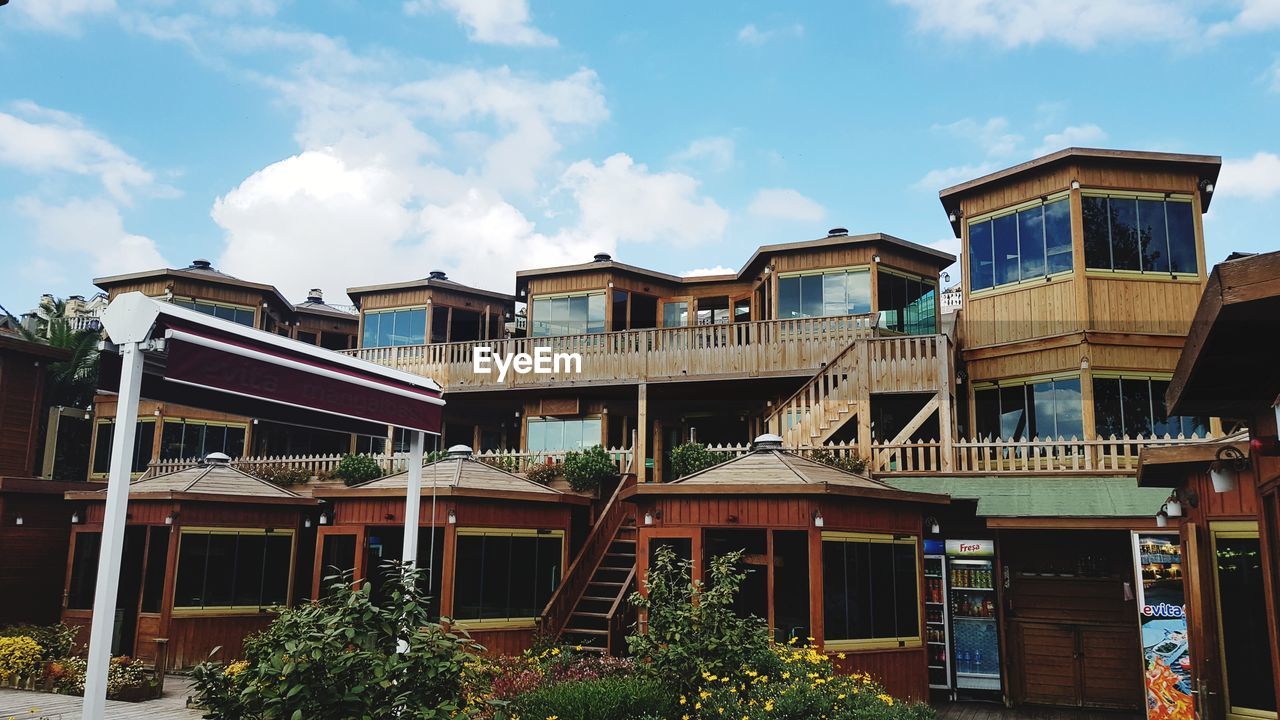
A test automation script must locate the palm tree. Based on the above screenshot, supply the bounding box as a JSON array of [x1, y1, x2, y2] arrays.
[[1, 296, 100, 408]]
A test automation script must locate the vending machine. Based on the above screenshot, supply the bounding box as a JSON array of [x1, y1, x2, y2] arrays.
[[924, 539, 951, 691], [946, 539, 1002, 698]]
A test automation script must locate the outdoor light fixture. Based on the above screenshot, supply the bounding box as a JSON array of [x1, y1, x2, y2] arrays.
[[1079, 356, 1090, 370], [872, 255, 881, 263], [71, 511, 81, 524], [153, 407, 161, 416], [164, 512, 178, 526], [947, 210, 959, 223], [1210, 445, 1248, 493], [1071, 179, 1081, 190], [447, 508, 457, 524], [83, 405, 92, 420], [1200, 179, 1215, 194], [1164, 495, 1183, 518], [813, 510, 824, 528], [319, 509, 330, 525], [303, 517, 312, 529], [1155, 511, 1169, 528], [926, 516, 941, 534], [941, 272, 951, 283], [14, 515, 23, 526]]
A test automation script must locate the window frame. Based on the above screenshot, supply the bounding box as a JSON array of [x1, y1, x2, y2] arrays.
[[776, 265, 874, 320], [451, 527, 566, 628], [170, 297, 258, 327], [1091, 371, 1209, 439], [876, 266, 939, 335], [171, 526, 297, 614], [90, 417, 157, 478], [1081, 190, 1200, 279], [525, 416, 604, 453], [361, 305, 428, 348], [158, 418, 249, 460], [529, 290, 608, 337], [972, 372, 1085, 441], [820, 531, 922, 651], [967, 192, 1075, 297]]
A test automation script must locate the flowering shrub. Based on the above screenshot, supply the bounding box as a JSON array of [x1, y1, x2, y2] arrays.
[[563, 445, 619, 492], [525, 462, 563, 485], [248, 462, 313, 486], [46, 656, 86, 695], [508, 676, 673, 720], [0, 624, 77, 660], [333, 453, 384, 485], [0, 636, 43, 681], [473, 646, 637, 702], [807, 448, 868, 474]]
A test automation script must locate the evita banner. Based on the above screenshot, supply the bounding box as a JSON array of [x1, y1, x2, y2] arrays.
[[1132, 532, 1195, 720]]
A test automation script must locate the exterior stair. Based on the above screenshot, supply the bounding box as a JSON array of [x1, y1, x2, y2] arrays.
[[766, 339, 866, 447]]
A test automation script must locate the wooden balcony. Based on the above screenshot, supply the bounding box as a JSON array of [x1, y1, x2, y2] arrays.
[[342, 314, 946, 394]]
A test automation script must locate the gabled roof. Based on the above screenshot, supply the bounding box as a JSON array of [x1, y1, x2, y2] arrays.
[[94, 259, 296, 312], [66, 460, 313, 505], [1136, 432, 1250, 488], [315, 455, 589, 505], [346, 276, 515, 305], [627, 448, 948, 505]]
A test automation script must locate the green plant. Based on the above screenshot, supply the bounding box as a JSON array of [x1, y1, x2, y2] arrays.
[[0, 624, 77, 660], [526, 462, 563, 485], [332, 453, 384, 486], [191, 561, 486, 720], [248, 463, 313, 487], [46, 655, 86, 695], [808, 447, 867, 474], [0, 636, 43, 681], [509, 676, 674, 720], [40, 655, 157, 700], [668, 442, 727, 479], [562, 445, 619, 492], [626, 546, 776, 693], [478, 455, 520, 473]]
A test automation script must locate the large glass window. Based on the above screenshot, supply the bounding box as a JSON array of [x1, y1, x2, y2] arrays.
[[526, 417, 602, 453], [173, 529, 294, 610], [452, 529, 563, 622], [140, 527, 171, 613], [1093, 376, 1208, 439], [362, 307, 427, 347], [877, 271, 937, 335], [778, 268, 872, 319], [171, 298, 255, 327], [531, 292, 607, 336], [695, 296, 730, 325], [821, 533, 919, 648], [968, 197, 1074, 292], [91, 419, 156, 475], [159, 420, 247, 460], [974, 376, 1083, 440], [662, 300, 690, 327], [67, 531, 102, 610], [1083, 194, 1198, 275]]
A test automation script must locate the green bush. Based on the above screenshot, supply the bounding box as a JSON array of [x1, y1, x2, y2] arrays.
[[510, 676, 675, 720], [332, 453, 384, 486], [563, 445, 619, 492], [526, 462, 563, 485], [0, 636, 42, 681], [248, 463, 313, 487], [626, 546, 777, 693], [46, 655, 160, 701], [668, 442, 726, 479], [191, 562, 485, 720], [808, 447, 867, 474], [0, 623, 77, 660]]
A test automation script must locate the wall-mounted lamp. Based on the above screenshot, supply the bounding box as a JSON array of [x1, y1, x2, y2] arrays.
[[14, 515, 23, 526], [164, 512, 179, 526], [71, 511, 81, 524], [872, 255, 881, 264], [941, 272, 951, 284], [153, 407, 162, 417], [1155, 510, 1169, 528], [1199, 179, 1215, 194], [643, 511, 654, 526], [926, 516, 941, 534], [319, 510, 331, 525], [447, 508, 457, 525], [813, 510, 824, 528], [1079, 356, 1090, 370], [252, 418, 260, 425], [1164, 495, 1183, 518], [947, 210, 960, 223], [607, 281, 614, 288], [1071, 179, 1081, 190], [1210, 445, 1248, 493], [83, 405, 92, 420], [303, 516, 313, 529]]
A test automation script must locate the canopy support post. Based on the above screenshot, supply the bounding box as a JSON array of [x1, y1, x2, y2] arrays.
[[83, 341, 147, 719], [402, 430, 425, 568]]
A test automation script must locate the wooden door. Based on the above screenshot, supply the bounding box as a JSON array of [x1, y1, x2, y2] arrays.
[[1185, 521, 1226, 720], [1017, 621, 1081, 706], [1080, 624, 1143, 709]]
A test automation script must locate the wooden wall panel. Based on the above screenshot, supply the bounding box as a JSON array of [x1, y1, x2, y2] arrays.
[[1005, 577, 1131, 625], [1088, 344, 1183, 373], [0, 526, 70, 624], [1010, 621, 1080, 706], [1087, 277, 1203, 335], [167, 614, 276, 668], [525, 271, 616, 297], [132, 614, 164, 664], [464, 627, 537, 656], [1186, 468, 1261, 521], [327, 497, 571, 531], [958, 165, 1076, 218], [1079, 624, 1143, 709], [830, 648, 930, 702], [0, 351, 43, 477], [963, 279, 1078, 348], [965, 344, 1081, 384]]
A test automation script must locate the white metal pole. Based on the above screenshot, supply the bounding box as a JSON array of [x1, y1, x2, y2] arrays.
[[82, 341, 146, 719], [402, 430, 424, 568]]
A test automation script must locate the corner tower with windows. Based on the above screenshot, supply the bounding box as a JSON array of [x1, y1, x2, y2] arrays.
[[939, 148, 1221, 445]]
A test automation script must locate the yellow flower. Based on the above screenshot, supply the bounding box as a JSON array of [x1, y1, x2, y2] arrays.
[[878, 693, 894, 705], [680, 696, 687, 705]]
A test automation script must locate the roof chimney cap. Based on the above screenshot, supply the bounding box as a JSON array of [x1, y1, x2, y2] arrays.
[[445, 444, 473, 459], [306, 288, 324, 303], [827, 227, 848, 237], [203, 452, 232, 465], [752, 433, 784, 451], [428, 270, 448, 281], [593, 252, 612, 262], [190, 258, 213, 269]]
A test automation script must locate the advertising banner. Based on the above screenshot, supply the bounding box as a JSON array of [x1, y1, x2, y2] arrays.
[[1132, 532, 1194, 720]]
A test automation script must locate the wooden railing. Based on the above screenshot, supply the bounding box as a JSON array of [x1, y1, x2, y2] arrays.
[[343, 314, 879, 390], [540, 471, 638, 641]]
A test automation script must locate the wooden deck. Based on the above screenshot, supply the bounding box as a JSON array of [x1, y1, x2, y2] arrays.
[[937, 702, 1141, 720], [0, 677, 201, 720]]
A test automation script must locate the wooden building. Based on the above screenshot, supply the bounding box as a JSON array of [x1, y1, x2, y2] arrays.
[[310, 445, 588, 656], [619, 434, 949, 701], [61, 454, 317, 670], [0, 331, 80, 625], [1141, 249, 1280, 720]]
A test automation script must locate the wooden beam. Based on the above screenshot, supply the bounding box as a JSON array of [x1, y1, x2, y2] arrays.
[[637, 383, 649, 483], [887, 394, 940, 446]]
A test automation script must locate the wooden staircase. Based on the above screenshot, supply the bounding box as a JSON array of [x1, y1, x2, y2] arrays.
[[540, 472, 638, 654], [766, 339, 867, 448]]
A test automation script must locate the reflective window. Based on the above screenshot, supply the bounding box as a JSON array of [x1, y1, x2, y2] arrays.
[[968, 197, 1073, 292], [159, 420, 246, 460], [531, 292, 607, 336], [877, 271, 937, 335], [362, 307, 426, 347], [452, 531, 563, 621], [662, 300, 690, 328], [92, 419, 156, 474], [67, 532, 102, 610], [821, 534, 919, 645], [778, 269, 872, 319], [696, 296, 730, 325], [171, 298, 255, 327], [1093, 376, 1208, 438], [526, 417, 603, 452], [974, 376, 1083, 440], [1083, 194, 1198, 275], [173, 529, 293, 609]]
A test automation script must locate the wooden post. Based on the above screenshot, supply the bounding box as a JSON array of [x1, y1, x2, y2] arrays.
[[937, 336, 955, 472], [637, 383, 648, 482], [856, 341, 873, 460]]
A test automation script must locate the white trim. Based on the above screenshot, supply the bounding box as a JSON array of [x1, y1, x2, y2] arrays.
[[165, 328, 445, 406]]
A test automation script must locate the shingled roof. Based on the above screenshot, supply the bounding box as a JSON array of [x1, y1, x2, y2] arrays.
[[66, 454, 312, 504]]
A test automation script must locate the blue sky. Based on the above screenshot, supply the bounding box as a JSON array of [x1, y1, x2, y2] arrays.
[[2, 0, 1279, 313]]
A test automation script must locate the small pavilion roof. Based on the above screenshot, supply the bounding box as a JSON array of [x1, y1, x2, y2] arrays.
[[315, 451, 590, 505], [1136, 431, 1250, 488], [66, 456, 314, 505]]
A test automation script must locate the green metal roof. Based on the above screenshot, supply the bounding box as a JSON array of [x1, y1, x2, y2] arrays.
[[882, 476, 1167, 518]]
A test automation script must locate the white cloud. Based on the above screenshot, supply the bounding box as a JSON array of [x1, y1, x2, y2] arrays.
[[10, 0, 116, 34], [669, 136, 735, 172], [17, 196, 168, 277], [894, 0, 1199, 48], [403, 0, 557, 47], [0, 101, 168, 204], [1208, 0, 1280, 37], [682, 266, 736, 278], [914, 163, 998, 191], [747, 188, 826, 222], [737, 22, 804, 45], [1217, 152, 1280, 200], [1035, 123, 1108, 155], [934, 117, 1021, 158]]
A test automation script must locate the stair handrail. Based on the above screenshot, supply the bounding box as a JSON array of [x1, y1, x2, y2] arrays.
[[763, 334, 866, 432], [540, 470, 638, 639], [606, 563, 638, 654]]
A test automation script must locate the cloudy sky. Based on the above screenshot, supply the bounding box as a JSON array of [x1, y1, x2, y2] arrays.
[[1, 0, 1278, 311]]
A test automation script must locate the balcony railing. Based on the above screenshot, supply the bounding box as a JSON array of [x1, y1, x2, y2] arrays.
[[343, 314, 881, 391]]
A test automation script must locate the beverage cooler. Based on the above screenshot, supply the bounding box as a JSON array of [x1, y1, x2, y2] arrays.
[[924, 540, 951, 690], [946, 540, 1002, 698]]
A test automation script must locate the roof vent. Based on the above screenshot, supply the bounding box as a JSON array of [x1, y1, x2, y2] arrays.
[[752, 433, 784, 451], [306, 288, 324, 303], [203, 452, 232, 465], [190, 258, 213, 269], [593, 252, 612, 262], [428, 270, 448, 281], [445, 444, 473, 459], [827, 228, 848, 237]]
